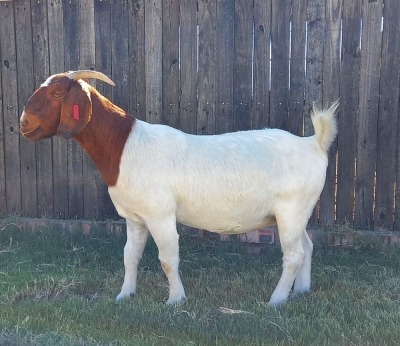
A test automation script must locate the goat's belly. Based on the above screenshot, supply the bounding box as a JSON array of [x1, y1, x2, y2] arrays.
[[179, 215, 276, 234], [176, 205, 276, 234]]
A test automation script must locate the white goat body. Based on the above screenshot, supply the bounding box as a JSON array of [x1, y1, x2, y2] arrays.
[[111, 121, 327, 233], [20, 71, 338, 306], [110, 104, 338, 305]]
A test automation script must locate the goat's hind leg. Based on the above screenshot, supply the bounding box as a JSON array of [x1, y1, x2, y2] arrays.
[[116, 220, 149, 302], [268, 213, 308, 306], [293, 230, 313, 296]]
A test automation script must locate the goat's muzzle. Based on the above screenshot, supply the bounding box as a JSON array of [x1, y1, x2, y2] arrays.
[[20, 111, 42, 141]]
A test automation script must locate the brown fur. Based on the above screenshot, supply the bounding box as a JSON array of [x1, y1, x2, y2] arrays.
[[75, 89, 135, 186]]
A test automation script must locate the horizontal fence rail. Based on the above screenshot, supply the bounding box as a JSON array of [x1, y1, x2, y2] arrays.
[[0, 0, 400, 232]]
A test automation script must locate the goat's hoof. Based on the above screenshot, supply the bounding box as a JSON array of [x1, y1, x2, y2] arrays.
[[290, 290, 310, 301], [267, 297, 286, 307], [293, 284, 311, 295], [166, 294, 186, 305], [267, 301, 281, 308], [267, 302, 284, 309], [115, 292, 135, 302]]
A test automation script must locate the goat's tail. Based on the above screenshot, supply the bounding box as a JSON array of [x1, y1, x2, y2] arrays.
[[311, 100, 339, 153]]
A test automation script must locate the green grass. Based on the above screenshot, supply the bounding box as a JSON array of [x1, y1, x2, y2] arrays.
[[1, 222, 400, 345]]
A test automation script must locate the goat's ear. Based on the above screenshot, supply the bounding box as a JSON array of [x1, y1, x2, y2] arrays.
[[57, 81, 92, 139]]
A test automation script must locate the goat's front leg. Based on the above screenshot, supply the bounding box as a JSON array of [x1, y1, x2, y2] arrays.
[[116, 219, 149, 302], [146, 217, 186, 305]]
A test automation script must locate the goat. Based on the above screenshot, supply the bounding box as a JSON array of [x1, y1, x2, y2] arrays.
[[20, 70, 338, 306]]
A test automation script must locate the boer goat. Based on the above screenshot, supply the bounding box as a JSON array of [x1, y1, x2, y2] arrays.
[[20, 70, 338, 305]]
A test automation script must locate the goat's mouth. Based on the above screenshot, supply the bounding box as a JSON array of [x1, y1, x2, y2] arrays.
[[20, 126, 41, 140]]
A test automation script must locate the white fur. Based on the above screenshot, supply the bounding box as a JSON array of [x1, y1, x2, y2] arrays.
[[41, 75, 55, 87], [112, 102, 338, 305]]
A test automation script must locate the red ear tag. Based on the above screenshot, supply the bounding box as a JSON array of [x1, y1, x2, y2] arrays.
[[73, 104, 80, 120]]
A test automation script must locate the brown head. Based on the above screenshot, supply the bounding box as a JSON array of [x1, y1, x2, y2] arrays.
[[20, 70, 115, 141]]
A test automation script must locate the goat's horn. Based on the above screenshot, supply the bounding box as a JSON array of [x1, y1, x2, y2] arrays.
[[66, 70, 115, 86]]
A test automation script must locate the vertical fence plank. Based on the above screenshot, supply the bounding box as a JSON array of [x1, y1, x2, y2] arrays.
[[354, 0, 382, 229], [94, 0, 115, 219], [79, 0, 96, 72], [396, 114, 400, 229], [322, 9, 341, 125], [64, 0, 83, 218], [32, 0, 53, 217], [95, 0, 113, 101], [15, 0, 37, 217], [289, 0, 307, 137], [64, 0, 80, 70], [197, 0, 217, 134], [128, 0, 146, 120], [253, 0, 271, 130], [336, 1, 361, 224], [305, 0, 325, 136], [31, 0, 49, 88], [48, 0, 68, 219], [145, 0, 162, 124], [162, 0, 180, 128], [252, 0, 271, 129], [375, 0, 400, 231], [270, 0, 290, 129], [179, 0, 197, 134], [111, 0, 129, 112], [0, 57, 4, 216], [215, 0, 234, 134], [79, 0, 99, 220], [233, 0, 253, 131], [319, 0, 342, 225], [0, 0, 21, 215], [305, 0, 325, 225]]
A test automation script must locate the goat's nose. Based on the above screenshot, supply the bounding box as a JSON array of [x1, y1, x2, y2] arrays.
[[20, 111, 28, 127], [20, 118, 28, 128]]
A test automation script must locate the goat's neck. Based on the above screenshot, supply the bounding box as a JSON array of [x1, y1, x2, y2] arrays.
[[74, 91, 135, 186]]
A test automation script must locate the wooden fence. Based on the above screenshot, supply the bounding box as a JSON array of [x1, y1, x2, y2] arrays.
[[0, 0, 400, 232]]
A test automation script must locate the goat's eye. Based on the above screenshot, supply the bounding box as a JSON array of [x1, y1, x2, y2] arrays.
[[53, 92, 61, 98]]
